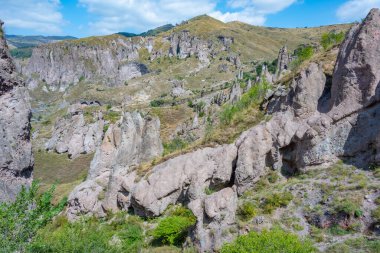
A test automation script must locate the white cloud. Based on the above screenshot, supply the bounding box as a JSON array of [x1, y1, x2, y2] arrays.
[[0, 0, 64, 34], [79, 0, 216, 34], [210, 0, 297, 25], [80, 0, 297, 33], [337, 0, 380, 21]]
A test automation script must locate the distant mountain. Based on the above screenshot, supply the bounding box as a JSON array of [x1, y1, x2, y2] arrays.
[[117, 24, 174, 38], [5, 35, 76, 48], [5, 35, 76, 59]]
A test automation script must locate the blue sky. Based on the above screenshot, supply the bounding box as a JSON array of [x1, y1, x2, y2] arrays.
[[0, 0, 378, 37]]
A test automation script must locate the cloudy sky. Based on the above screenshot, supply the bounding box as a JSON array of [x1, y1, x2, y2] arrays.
[[0, 0, 378, 37]]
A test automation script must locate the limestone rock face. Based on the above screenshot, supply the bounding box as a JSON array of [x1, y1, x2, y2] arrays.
[[45, 106, 104, 159], [189, 187, 238, 252], [169, 30, 211, 64], [131, 144, 237, 216], [67, 112, 163, 219], [24, 36, 150, 90], [0, 21, 33, 202], [236, 9, 380, 193]]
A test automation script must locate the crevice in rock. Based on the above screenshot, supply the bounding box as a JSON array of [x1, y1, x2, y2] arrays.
[[228, 153, 238, 187], [317, 74, 332, 113], [279, 142, 299, 177]]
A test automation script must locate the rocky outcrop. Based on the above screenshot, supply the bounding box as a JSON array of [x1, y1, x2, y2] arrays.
[[66, 10, 380, 252], [0, 20, 33, 202], [276, 46, 293, 79], [67, 112, 163, 219], [168, 30, 211, 64], [131, 144, 237, 216], [45, 104, 104, 159], [236, 9, 380, 193], [23, 36, 150, 90]]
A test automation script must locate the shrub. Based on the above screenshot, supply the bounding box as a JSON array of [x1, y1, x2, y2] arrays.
[[321, 31, 346, 50], [261, 192, 293, 214], [333, 198, 362, 217], [291, 45, 314, 69], [220, 81, 270, 125], [150, 99, 165, 107], [326, 237, 380, 253], [221, 228, 316, 253], [104, 110, 121, 123], [10, 47, 33, 59], [28, 215, 144, 253], [0, 182, 66, 252], [152, 210, 196, 246], [372, 206, 380, 222], [163, 138, 188, 156], [237, 202, 257, 221]]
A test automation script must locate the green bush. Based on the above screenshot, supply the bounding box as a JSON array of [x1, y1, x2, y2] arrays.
[[220, 81, 270, 125], [221, 228, 316, 253], [261, 192, 293, 214], [150, 99, 165, 107], [237, 202, 257, 221], [372, 206, 380, 222], [0, 182, 66, 252], [333, 199, 362, 217], [152, 209, 196, 246], [291, 45, 314, 69], [163, 138, 188, 156], [28, 215, 144, 253], [104, 110, 121, 123], [321, 31, 346, 50], [326, 237, 380, 253]]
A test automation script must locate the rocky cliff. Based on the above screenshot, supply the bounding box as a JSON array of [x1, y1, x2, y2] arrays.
[[67, 112, 163, 219], [0, 20, 33, 202], [65, 9, 380, 252], [23, 35, 151, 90]]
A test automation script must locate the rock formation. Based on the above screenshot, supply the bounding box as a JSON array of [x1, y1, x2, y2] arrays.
[[0, 20, 33, 202], [67, 112, 163, 219], [23, 36, 150, 90], [45, 104, 104, 159], [66, 9, 380, 252], [276, 46, 293, 78]]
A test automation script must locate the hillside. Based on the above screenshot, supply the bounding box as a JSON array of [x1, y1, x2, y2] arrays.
[[3, 9, 380, 253]]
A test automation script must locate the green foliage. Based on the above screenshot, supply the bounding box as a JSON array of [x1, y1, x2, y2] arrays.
[[266, 59, 278, 74], [0, 182, 66, 252], [291, 45, 314, 69], [150, 99, 166, 107], [193, 101, 206, 117], [255, 64, 263, 76], [220, 81, 270, 125], [28, 215, 144, 253], [372, 206, 380, 222], [332, 198, 362, 217], [261, 192, 293, 214], [267, 171, 279, 184], [163, 137, 188, 156], [10, 47, 33, 59], [152, 208, 196, 246], [221, 228, 316, 253], [104, 110, 121, 124], [326, 237, 380, 253], [321, 31, 346, 50], [237, 202, 257, 221]]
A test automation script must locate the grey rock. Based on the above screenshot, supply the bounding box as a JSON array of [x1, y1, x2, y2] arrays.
[[45, 106, 104, 159], [131, 144, 237, 216], [23, 36, 150, 90], [189, 187, 238, 252], [67, 112, 163, 219], [0, 21, 33, 202]]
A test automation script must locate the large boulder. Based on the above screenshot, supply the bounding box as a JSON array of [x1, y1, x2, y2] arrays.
[[0, 20, 33, 202], [131, 144, 237, 216]]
